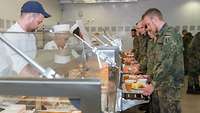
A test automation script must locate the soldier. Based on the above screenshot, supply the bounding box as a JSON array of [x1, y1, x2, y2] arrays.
[[135, 21, 149, 74], [132, 28, 140, 59], [182, 31, 193, 75], [142, 8, 184, 113], [131, 28, 137, 38], [187, 32, 200, 94], [133, 21, 150, 113], [182, 29, 188, 37]]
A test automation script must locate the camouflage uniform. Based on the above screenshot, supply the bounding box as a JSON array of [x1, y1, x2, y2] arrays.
[[187, 32, 200, 93], [133, 35, 148, 73], [133, 37, 140, 60], [137, 35, 149, 73], [182, 32, 193, 75], [146, 24, 184, 113]]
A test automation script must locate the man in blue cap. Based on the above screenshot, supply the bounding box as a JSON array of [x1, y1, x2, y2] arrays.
[[18, 0, 51, 32], [2, 1, 51, 77]]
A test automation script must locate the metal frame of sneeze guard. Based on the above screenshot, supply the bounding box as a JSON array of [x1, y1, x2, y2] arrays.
[[0, 78, 101, 113], [73, 33, 118, 68], [70, 20, 119, 67], [96, 46, 121, 113], [70, 22, 121, 112]]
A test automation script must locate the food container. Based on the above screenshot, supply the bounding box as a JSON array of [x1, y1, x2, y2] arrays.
[[54, 54, 71, 64], [124, 80, 135, 91]]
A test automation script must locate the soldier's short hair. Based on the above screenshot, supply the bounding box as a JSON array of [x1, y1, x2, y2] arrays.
[[142, 8, 163, 20], [131, 28, 136, 32], [182, 29, 187, 34]]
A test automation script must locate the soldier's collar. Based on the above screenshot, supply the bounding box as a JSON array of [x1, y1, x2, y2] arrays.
[[152, 23, 167, 43], [158, 23, 168, 37], [148, 33, 159, 43]]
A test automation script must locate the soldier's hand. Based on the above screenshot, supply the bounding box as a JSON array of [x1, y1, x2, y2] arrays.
[[147, 31, 157, 40], [142, 84, 154, 96]]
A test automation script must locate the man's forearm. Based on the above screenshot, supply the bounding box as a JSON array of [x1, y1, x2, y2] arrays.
[[19, 64, 40, 77]]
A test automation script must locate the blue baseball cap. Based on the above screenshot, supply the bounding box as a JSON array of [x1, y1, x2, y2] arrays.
[[21, 1, 51, 18]]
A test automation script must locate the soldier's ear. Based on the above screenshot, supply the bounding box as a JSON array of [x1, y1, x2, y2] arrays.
[[153, 16, 160, 23], [151, 17, 156, 23]]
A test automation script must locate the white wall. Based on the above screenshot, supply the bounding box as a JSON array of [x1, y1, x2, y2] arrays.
[[61, 0, 200, 34], [60, 0, 200, 50], [0, 0, 62, 31], [38, 0, 62, 26]]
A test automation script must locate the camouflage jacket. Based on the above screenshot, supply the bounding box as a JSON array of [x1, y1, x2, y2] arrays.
[[133, 37, 140, 60], [137, 35, 149, 73], [147, 24, 184, 89], [183, 33, 193, 57], [188, 32, 200, 76], [133, 35, 148, 73]]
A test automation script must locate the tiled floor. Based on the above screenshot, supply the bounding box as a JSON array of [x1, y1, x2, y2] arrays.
[[181, 77, 200, 113], [121, 77, 200, 113]]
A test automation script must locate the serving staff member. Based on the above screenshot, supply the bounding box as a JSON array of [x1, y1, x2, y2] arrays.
[[44, 24, 80, 62], [2, 0, 50, 77], [44, 24, 70, 50]]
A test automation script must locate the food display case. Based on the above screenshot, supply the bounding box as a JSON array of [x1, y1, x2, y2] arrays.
[[0, 79, 101, 113], [0, 29, 151, 112], [117, 51, 150, 111], [0, 32, 121, 113]]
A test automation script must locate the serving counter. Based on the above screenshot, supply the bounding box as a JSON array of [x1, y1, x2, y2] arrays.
[[0, 32, 149, 113], [0, 31, 121, 113]]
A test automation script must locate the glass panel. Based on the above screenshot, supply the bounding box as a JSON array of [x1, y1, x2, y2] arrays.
[[0, 31, 120, 112], [0, 32, 119, 80], [0, 95, 81, 113], [0, 79, 101, 113]]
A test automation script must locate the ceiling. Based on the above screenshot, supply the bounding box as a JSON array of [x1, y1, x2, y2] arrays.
[[59, 0, 138, 4]]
